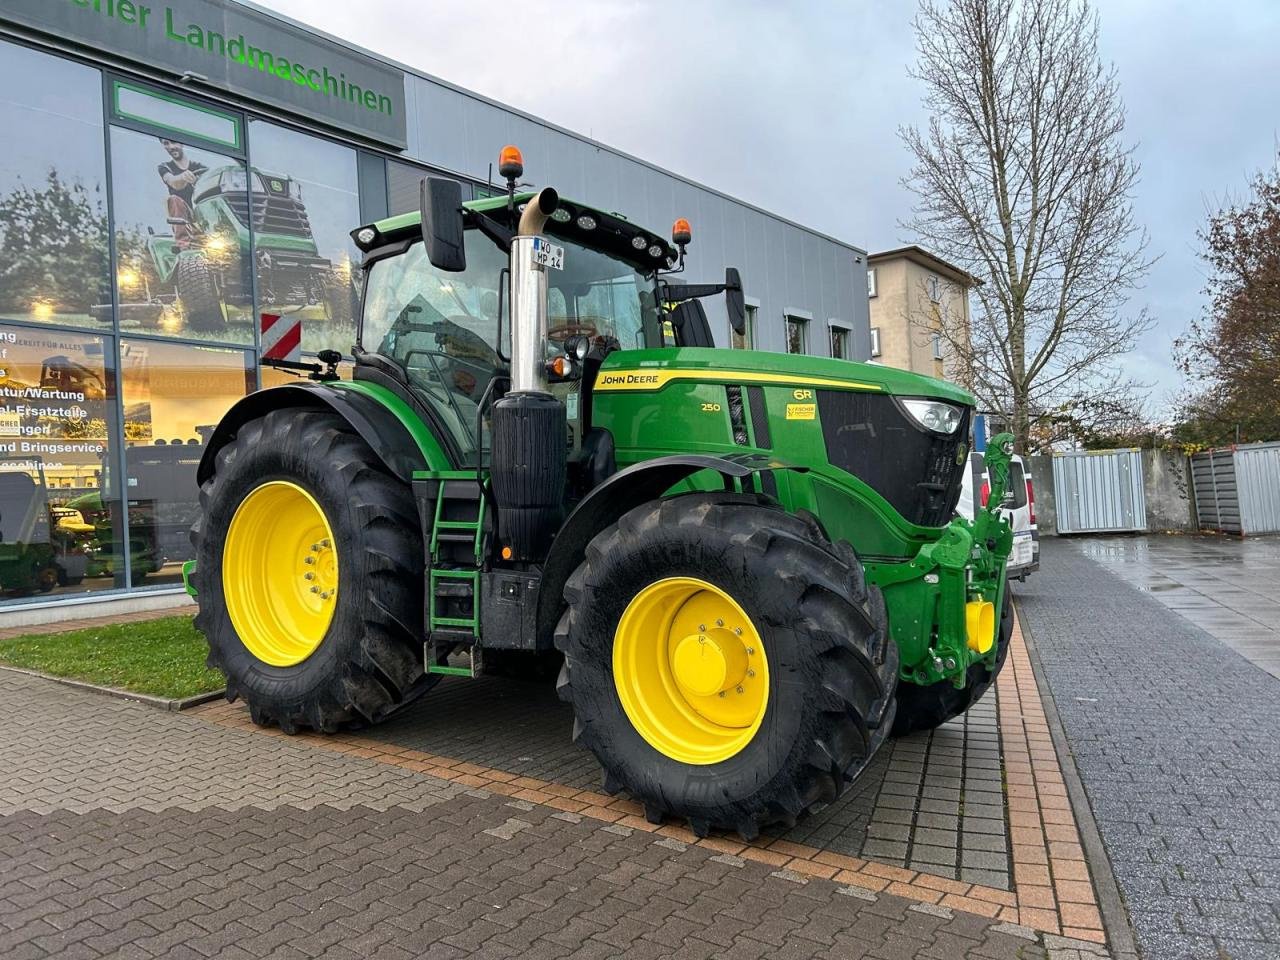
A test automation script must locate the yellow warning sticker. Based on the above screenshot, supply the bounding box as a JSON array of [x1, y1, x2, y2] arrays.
[[785, 403, 816, 421]]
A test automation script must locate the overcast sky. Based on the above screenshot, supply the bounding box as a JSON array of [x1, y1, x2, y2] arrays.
[[262, 0, 1279, 409]]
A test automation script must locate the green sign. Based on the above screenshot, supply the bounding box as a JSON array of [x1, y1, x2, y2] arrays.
[[1, 0, 409, 148]]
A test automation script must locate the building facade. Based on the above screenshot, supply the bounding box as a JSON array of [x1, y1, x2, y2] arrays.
[[866, 246, 977, 383], [0, 0, 869, 610]]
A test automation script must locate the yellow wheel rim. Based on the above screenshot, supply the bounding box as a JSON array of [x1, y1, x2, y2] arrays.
[[613, 577, 770, 765], [223, 480, 338, 667]]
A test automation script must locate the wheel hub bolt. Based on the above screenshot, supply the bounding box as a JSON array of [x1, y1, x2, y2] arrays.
[[746, 647, 755, 655], [735, 628, 743, 636], [304, 557, 315, 565], [310, 586, 320, 594], [747, 669, 755, 677], [735, 685, 744, 694], [716, 619, 724, 627], [305, 572, 314, 580]]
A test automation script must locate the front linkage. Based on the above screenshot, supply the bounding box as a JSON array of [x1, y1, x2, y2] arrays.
[[868, 432, 1015, 688]]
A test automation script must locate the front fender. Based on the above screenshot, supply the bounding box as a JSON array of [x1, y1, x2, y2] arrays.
[[533, 453, 807, 648], [197, 381, 435, 487]]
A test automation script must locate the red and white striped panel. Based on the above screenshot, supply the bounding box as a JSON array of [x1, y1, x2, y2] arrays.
[[260, 312, 302, 363]]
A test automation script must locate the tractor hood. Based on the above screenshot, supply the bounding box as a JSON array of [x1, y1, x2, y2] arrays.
[[595, 347, 974, 406]]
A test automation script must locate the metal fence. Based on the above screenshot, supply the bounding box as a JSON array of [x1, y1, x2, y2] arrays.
[[1192, 442, 1280, 535], [1051, 449, 1147, 534]]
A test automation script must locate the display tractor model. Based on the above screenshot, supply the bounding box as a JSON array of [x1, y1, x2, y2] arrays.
[[107, 166, 339, 332], [188, 146, 1015, 839]]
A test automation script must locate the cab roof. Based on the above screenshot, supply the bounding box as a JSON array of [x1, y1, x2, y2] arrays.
[[359, 191, 679, 273]]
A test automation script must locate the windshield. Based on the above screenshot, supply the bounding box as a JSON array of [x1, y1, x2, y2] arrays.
[[544, 238, 659, 351], [361, 225, 659, 457]]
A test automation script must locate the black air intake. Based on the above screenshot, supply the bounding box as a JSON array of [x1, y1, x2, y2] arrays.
[[490, 393, 566, 560]]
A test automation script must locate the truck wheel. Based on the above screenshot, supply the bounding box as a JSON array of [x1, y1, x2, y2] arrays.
[[555, 493, 897, 839], [191, 408, 429, 733], [891, 594, 1013, 737], [176, 254, 225, 332]]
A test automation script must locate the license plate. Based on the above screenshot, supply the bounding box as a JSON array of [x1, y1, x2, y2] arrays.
[[531, 237, 564, 270]]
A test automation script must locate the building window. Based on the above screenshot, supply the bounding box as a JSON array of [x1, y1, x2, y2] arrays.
[[109, 125, 255, 343], [0, 41, 111, 330], [785, 314, 808, 355], [927, 274, 942, 303], [870, 327, 882, 358], [867, 268, 877, 298], [388, 160, 471, 217], [731, 304, 756, 350], [112, 80, 242, 151], [932, 332, 944, 360], [119, 339, 253, 589], [248, 120, 362, 357], [0, 324, 126, 599], [829, 323, 850, 360]]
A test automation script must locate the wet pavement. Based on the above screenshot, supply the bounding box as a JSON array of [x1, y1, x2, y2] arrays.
[[1017, 538, 1280, 960], [1075, 534, 1280, 679]]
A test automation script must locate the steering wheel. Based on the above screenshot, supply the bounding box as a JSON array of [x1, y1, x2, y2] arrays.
[[547, 321, 599, 341]]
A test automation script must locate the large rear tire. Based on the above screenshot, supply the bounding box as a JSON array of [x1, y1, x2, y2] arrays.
[[191, 408, 429, 732], [891, 593, 1013, 737], [555, 493, 897, 839]]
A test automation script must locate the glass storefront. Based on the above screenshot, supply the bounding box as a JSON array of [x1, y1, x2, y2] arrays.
[[0, 35, 474, 606], [248, 120, 362, 357]]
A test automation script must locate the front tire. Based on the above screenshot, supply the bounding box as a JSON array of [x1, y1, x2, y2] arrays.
[[555, 493, 897, 839], [891, 593, 1013, 736], [191, 408, 429, 732]]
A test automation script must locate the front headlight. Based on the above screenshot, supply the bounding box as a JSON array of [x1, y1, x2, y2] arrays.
[[221, 168, 248, 193], [901, 398, 965, 435]]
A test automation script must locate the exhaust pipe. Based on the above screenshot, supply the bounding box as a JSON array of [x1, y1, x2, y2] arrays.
[[492, 186, 566, 561], [509, 187, 559, 395]]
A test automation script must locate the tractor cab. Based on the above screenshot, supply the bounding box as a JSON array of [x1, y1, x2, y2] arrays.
[[350, 149, 744, 470]]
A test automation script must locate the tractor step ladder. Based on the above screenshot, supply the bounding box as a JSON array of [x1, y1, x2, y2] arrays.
[[422, 474, 488, 679]]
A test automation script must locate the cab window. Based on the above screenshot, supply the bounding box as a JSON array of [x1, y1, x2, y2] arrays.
[[361, 235, 507, 456]]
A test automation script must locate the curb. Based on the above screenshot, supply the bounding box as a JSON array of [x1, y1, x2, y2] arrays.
[[0, 664, 225, 712], [1015, 603, 1140, 960]]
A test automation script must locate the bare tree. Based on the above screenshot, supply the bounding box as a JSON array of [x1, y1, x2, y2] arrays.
[[900, 0, 1153, 452]]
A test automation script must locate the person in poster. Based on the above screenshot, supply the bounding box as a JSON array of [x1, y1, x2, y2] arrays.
[[157, 139, 208, 252]]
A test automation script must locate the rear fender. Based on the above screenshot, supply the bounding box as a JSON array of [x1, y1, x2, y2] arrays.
[[533, 453, 807, 648], [196, 381, 434, 487]]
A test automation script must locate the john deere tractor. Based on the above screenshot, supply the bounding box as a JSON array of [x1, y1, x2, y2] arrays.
[[189, 147, 1014, 839]]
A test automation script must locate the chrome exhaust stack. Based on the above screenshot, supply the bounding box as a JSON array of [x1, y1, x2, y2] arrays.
[[508, 187, 560, 396]]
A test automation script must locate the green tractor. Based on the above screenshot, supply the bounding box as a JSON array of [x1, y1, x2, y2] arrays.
[[109, 165, 343, 332], [189, 147, 1014, 838]]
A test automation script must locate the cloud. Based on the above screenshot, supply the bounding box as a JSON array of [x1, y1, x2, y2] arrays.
[[260, 0, 1280, 401]]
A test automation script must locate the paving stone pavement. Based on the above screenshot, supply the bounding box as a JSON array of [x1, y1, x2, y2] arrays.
[[0, 668, 1084, 959], [1075, 535, 1280, 680], [1015, 539, 1280, 960], [368, 661, 1012, 890]]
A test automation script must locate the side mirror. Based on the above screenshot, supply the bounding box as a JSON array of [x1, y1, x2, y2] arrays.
[[420, 177, 466, 272], [724, 267, 746, 336]]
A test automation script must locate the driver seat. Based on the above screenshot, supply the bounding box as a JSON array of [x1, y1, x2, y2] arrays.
[[669, 300, 715, 347]]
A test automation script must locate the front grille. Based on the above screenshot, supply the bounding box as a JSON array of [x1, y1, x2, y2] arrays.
[[224, 193, 315, 239], [817, 390, 969, 527]]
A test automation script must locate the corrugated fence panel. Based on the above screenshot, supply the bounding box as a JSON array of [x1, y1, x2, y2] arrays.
[[1052, 449, 1147, 534], [1191, 449, 1239, 533], [1233, 441, 1280, 535]]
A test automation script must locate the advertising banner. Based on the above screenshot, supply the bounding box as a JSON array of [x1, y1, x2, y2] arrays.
[[1, 0, 408, 148]]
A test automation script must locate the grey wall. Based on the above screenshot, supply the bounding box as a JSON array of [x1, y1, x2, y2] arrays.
[[1027, 450, 1195, 536], [1142, 449, 1196, 533], [399, 75, 869, 357]]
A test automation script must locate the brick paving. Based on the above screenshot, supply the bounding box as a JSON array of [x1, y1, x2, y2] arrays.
[[0, 667, 1101, 960], [197, 607, 1111, 944], [1016, 539, 1280, 960]]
